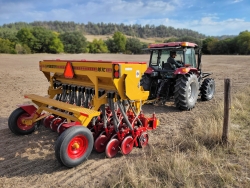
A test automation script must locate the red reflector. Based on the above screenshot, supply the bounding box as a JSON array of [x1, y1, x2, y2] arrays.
[[114, 71, 119, 78], [64, 62, 74, 78], [80, 112, 89, 117]]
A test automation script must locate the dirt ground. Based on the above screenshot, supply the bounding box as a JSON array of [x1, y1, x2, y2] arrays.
[[0, 54, 250, 188]]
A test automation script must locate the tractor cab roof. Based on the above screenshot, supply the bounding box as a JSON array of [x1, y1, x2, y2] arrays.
[[145, 42, 198, 50]]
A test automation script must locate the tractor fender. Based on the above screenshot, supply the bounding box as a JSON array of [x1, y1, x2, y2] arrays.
[[145, 67, 154, 74], [174, 67, 198, 75], [18, 104, 37, 116]]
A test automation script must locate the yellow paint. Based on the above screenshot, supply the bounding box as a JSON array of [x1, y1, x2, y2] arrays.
[[27, 60, 150, 126]]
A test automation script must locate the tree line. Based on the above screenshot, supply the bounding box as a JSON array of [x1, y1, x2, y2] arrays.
[[0, 21, 206, 39], [0, 27, 150, 54], [0, 21, 250, 55], [163, 31, 250, 55]]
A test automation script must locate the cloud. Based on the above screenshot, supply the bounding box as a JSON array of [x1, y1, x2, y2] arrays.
[[0, 0, 179, 24], [232, 0, 243, 3]]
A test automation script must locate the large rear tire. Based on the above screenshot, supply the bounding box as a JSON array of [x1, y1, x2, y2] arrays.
[[200, 78, 215, 101], [8, 108, 36, 135], [55, 126, 93, 168], [174, 73, 199, 110], [140, 75, 158, 99]]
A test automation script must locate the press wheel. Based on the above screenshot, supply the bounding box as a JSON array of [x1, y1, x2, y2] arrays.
[[105, 138, 120, 158], [121, 136, 134, 155], [138, 132, 149, 148], [94, 134, 109, 153]]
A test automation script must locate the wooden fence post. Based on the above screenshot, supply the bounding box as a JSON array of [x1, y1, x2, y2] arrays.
[[222, 78, 231, 144]]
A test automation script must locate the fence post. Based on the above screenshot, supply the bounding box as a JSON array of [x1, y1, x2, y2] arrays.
[[222, 78, 231, 144]]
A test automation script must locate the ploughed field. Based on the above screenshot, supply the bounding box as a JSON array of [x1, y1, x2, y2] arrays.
[[0, 54, 249, 187]]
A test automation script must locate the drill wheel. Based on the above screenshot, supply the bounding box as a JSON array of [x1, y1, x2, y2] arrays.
[[105, 138, 120, 158], [121, 136, 134, 155], [94, 134, 109, 153], [138, 132, 149, 148]]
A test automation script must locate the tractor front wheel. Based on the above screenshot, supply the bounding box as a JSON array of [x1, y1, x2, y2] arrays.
[[55, 126, 93, 168], [200, 78, 215, 101], [8, 107, 36, 135], [174, 73, 199, 110]]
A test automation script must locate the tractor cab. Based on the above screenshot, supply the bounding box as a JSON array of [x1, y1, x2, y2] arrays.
[[145, 42, 200, 78]]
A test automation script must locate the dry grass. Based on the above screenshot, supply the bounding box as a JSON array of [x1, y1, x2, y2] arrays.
[[106, 87, 250, 188]]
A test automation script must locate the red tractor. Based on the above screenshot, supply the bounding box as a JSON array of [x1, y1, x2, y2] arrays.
[[140, 42, 215, 110]]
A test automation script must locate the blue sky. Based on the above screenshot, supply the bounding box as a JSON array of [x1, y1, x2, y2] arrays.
[[0, 0, 249, 36]]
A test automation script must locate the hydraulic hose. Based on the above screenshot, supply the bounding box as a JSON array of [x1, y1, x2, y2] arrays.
[[127, 100, 143, 126], [108, 97, 119, 132], [100, 104, 107, 129], [117, 98, 133, 131]]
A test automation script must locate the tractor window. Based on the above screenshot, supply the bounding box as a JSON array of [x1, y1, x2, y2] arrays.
[[150, 50, 167, 69], [161, 50, 170, 63], [150, 51, 158, 66], [175, 51, 183, 62], [185, 48, 196, 67]]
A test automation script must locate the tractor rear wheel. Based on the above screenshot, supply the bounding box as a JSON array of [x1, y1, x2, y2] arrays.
[[140, 74, 151, 91], [8, 107, 36, 135], [55, 126, 93, 168], [200, 78, 215, 101], [140, 74, 158, 99], [174, 73, 199, 110]]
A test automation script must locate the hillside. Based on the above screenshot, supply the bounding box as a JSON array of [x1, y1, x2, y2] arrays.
[[0, 21, 206, 40], [84, 34, 166, 43]]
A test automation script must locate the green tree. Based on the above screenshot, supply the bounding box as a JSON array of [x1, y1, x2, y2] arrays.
[[202, 37, 214, 54], [0, 31, 18, 43], [105, 38, 117, 53], [207, 38, 219, 54], [224, 38, 237, 54], [88, 39, 109, 53], [28, 27, 64, 53], [49, 37, 64, 54], [236, 31, 250, 54], [125, 38, 142, 54], [112, 31, 126, 53], [15, 43, 31, 54], [59, 31, 88, 53], [0, 38, 16, 53], [31, 27, 55, 53], [16, 28, 35, 50]]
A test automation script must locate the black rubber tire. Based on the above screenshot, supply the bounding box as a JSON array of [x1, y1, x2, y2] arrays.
[[200, 78, 215, 101], [174, 73, 199, 110], [140, 74, 152, 91], [140, 74, 158, 99], [54, 128, 68, 166], [8, 108, 36, 135], [54, 126, 94, 168]]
